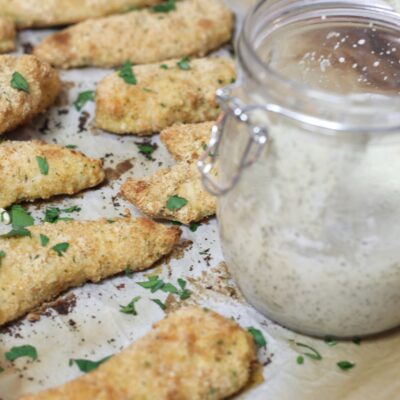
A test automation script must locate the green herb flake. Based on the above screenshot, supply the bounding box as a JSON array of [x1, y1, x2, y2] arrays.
[[11, 72, 29, 93], [118, 61, 137, 85], [69, 356, 111, 373], [39, 234, 49, 247], [161, 283, 179, 294], [0, 250, 5, 265], [297, 355, 305, 365], [295, 342, 322, 361], [337, 361, 356, 371], [120, 296, 141, 315], [324, 337, 337, 347], [166, 195, 188, 211], [44, 206, 81, 223], [5, 345, 38, 361], [151, 298, 166, 311], [10, 205, 34, 229], [1, 228, 31, 238], [0, 366, 4, 373], [152, 0, 176, 13], [171, 221, 182, 226], [52, 242, 70, 256], [125, 267, 134, 278], [189, 222, 200, 232], [247, 327, 267, 348], [177, 56, 191, 70], [136, 142, 157, 157], [160, 64, 169, 69], [36, 156, 49, 175], [65, 144, 78, 149], [74, 90, 95, 111], [352, 337, 362, 345]]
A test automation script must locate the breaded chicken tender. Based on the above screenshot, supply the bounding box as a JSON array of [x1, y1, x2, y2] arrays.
[[160, 122, 214, 162], [0, 0, 161, 28], [0, 18, 15, 53], [96, 57, 235, 135], [121, 161, 216, 224], [0, 141, 105, 209], [0, 55, 61, 135], [21, 306, 256, 400], [0, 217, 181, 326], [33, 0, 234, 69]]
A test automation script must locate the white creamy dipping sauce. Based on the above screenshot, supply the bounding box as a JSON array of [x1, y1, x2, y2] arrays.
[[217, 19, 400, 337]]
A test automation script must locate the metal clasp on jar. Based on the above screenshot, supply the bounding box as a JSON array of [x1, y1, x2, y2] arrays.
[[198, 87, 269, 196]]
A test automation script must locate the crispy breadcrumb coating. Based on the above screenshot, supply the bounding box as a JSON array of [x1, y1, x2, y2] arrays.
[[0, 217, 181, 326], [0, 141, 105, 209], [21, 306, 256, 400], [0, 18, 15, 53], [96, 57, 235, 135], [160, 122, 214, 162], [0, 55, 61, 135], [121, 161, 216, 224], [33, 0, 234, 69], [0, 0, 162, 28]]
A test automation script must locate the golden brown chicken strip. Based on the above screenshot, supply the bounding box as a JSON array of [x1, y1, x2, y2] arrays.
[[0, 18, 15, 53], [0, 0, 161, 28], [0, 217, 181, 326], [0, 141, 105, 209], [96, 57, 235, 135], [21, 306, 256, 400], [160, 122, 214, 162], [33, 0, 234, 69], [0, 55, 61, 135], [121, 161, 216, 224]]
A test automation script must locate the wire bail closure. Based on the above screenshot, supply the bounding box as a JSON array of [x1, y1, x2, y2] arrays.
[[198, 87, 269, 196]]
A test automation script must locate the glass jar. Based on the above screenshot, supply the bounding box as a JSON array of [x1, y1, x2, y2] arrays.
[[199, 0, 400, 338]]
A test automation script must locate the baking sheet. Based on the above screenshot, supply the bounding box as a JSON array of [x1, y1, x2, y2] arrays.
[[1, 1, 400, 399]]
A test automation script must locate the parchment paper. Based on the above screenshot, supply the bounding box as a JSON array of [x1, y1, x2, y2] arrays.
[[1, 1, 399, 399]]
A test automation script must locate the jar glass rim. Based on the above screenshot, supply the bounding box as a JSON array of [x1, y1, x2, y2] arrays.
[[239, 0, 400, 130]]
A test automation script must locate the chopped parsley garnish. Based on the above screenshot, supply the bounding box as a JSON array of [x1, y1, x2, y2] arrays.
[[152, 0, 176, 13], [125, 267, 134, 278], [137, 276, 191, 300], [39, 234, 49, 247], [1, 228, 31, 238], [247, 327, 267, 348], [118, 61, 137, 85], [11, 72, 29, 93], [120, 296, 141, 315], [65, 144, 78, 149], [297, 355, 305, 365], [5, 345, 38, 361], [10, 205, 34, 229], [352, 337, 361, 345], [69, 356, 111, 373], [142, 87, 156, 93], [36, 156, 49, 175], [189, 222, 200, 232], [74, 90, 95, 111], [166, 195, 188, 211], [177, 56, 191, 70], [160, 64, 169, 70], [43, 206, 81, 223], [52, 242, 70, 256], [171, 221, 182, 226], [324, 337, 337, 347], [337, 361, 356, 370], [0, 366, 4, 373], [295, 342, 322, 361], [135, 141, 157, 159], [0, 250, 5, 265], [151, 298, 166, 310]]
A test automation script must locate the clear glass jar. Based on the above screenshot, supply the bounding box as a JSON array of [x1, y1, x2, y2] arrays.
[[199, 0, 400, 338]]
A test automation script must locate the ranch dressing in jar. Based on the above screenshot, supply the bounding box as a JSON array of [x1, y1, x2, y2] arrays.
[[199, 0, 400, 337]]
